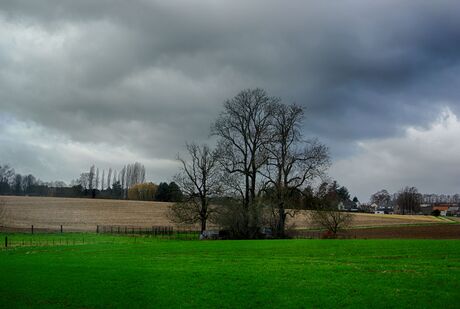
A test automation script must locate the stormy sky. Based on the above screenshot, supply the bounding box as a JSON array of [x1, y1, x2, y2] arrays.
[[1, 1, 460, 201]]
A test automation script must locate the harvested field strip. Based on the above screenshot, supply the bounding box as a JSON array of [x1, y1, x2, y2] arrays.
[[0, 195, 453, 232]]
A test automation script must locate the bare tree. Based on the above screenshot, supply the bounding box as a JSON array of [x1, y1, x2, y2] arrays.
[[101, 169, 105, 191], [78, 172, 90, 190], [212, 88, 277, 237], [120, 162, 145, 199], [107, 168, 112, 189], [127, 162, 145, 187], [263, 103, 330, 237], [120, 166, 126, 199], [95, 168, 100, 190], [371, 189, 391, 208], [112, 169, 117, 187], [88, 165, 95, 191], [0, 165, 15, 195], [169, 143, 221, 233], [13, 174, 23, 195], [308, 182, 353, 237], [309, 208, 353, 237], [396, 186, 422, 215], [23, 174, 36, 195]]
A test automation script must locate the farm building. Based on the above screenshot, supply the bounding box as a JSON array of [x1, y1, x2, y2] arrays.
[[420, 204, 433, 215], [447, 206, 460, 216], [433, 205, 450, 216]]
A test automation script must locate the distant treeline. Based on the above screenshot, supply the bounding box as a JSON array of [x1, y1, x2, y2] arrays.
[[0, 164, 183, 202]]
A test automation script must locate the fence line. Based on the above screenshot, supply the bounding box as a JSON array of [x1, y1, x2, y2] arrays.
[[97, 225, 200, 240], [288, 229, 357, 239], [1, 224, 201, 249], [0, 224, 200, 235]]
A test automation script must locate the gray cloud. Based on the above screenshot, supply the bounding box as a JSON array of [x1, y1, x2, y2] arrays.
[[1, 1, 460, 197], [330, 108, 460, 200]]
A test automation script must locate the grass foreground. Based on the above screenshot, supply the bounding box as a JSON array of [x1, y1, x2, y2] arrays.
[[0, 233, 459, 308]]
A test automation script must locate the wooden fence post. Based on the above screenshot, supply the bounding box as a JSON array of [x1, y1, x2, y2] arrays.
[[60, 225, 63, 233], [96, 225, 99, 233], [31, 225, 34, 234]]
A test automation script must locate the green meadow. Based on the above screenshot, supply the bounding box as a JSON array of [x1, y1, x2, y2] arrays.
[[0, 234, 459, 308]]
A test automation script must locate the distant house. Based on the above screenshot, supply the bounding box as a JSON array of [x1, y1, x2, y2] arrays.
[[420, 204, 433, 215], [433, 204, 450, 216], [338, 200, 357, 211], [370, 203, 378, 212], [447, 206, 460, 216]]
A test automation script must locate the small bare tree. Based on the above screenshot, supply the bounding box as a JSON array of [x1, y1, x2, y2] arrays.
[[169, 143, 222, 233], [308, 182, 353, 237], [309, 209, 353, 237]]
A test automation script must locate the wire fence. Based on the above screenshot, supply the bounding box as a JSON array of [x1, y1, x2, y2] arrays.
[[97, 225, 200, 240], [1, 224, 201, 249], [1, 224, 361, 250], [287, 229, 357, 239]]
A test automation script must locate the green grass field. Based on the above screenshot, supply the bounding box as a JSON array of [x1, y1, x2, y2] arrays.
[[1, 234, 459, 308]]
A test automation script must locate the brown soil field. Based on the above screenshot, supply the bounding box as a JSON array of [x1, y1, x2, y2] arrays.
[[347, 224, 460, 239], [291, 224, 460, 239], [288, 210, 445, 229], [0, 195, 453, 233]]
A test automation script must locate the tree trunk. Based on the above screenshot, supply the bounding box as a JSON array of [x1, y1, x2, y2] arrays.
[[277, 206, 286, 238], [201, 218, 207, 233]]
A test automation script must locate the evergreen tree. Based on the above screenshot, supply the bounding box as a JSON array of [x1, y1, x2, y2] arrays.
[[155, 182, 170, 201], [168, 181, 183, 202]]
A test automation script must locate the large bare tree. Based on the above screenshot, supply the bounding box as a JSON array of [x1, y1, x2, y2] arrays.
[[169, 143, 221, 233], [263, 103, 330, 237], [212, 88, 277, 237]]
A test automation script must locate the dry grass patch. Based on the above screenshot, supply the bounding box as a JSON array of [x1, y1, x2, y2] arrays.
[[1, 195, 174, 231], [289, 210, 446, 229]]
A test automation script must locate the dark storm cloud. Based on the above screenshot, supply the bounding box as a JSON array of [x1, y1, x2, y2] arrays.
[[1, 1, 460, 192]]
